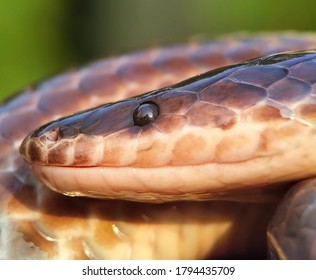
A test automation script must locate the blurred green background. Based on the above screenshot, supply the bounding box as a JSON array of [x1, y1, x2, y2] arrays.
[[1, 0, 316, 102]]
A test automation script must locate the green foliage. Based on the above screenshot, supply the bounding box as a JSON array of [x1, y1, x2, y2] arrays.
[[1, 0, 316, 101]]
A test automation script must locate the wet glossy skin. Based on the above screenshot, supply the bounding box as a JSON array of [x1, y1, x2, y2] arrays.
[[19, 51, 316, 203], [2, 34, 316, 259]]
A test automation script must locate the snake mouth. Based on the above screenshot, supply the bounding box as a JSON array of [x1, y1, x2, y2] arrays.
[[29, 143, 316, 203], [30, 163, 229, 201]]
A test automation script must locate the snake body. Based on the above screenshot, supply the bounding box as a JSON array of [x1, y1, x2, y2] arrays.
[[2, 33, 316, 259]]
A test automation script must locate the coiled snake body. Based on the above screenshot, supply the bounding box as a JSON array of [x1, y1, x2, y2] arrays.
[[1, 33, 316, 259]]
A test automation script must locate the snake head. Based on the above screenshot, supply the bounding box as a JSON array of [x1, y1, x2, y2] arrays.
[[18, 51, 316, 201]]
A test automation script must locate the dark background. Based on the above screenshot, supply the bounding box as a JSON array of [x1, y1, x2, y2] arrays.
[[1, 0, 316, 101]]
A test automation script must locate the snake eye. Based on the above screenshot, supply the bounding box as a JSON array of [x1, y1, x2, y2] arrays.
[[133, 102, 159, 126]]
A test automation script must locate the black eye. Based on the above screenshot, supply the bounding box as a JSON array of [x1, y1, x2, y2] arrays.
[[133, 103, 159, 126]]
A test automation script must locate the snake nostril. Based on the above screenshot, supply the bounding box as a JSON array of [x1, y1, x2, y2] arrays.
[[133, 102, 159, 126], [42, 126, 62, 143]]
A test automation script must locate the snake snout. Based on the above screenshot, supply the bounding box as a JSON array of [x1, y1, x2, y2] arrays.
[[39, 126, 62, 144]]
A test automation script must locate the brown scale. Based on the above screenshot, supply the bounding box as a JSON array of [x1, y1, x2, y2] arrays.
[[242, 105, 285, 123], [153, 115, 187, 133], [268, 77, 311, 105], [186, 102, 237, 128], [47, 140, 72, 165], [38, 88, 89, 115], [295, 103, 316, 122], [289, 59, 316, 83], [229, 65, 288, 87]]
